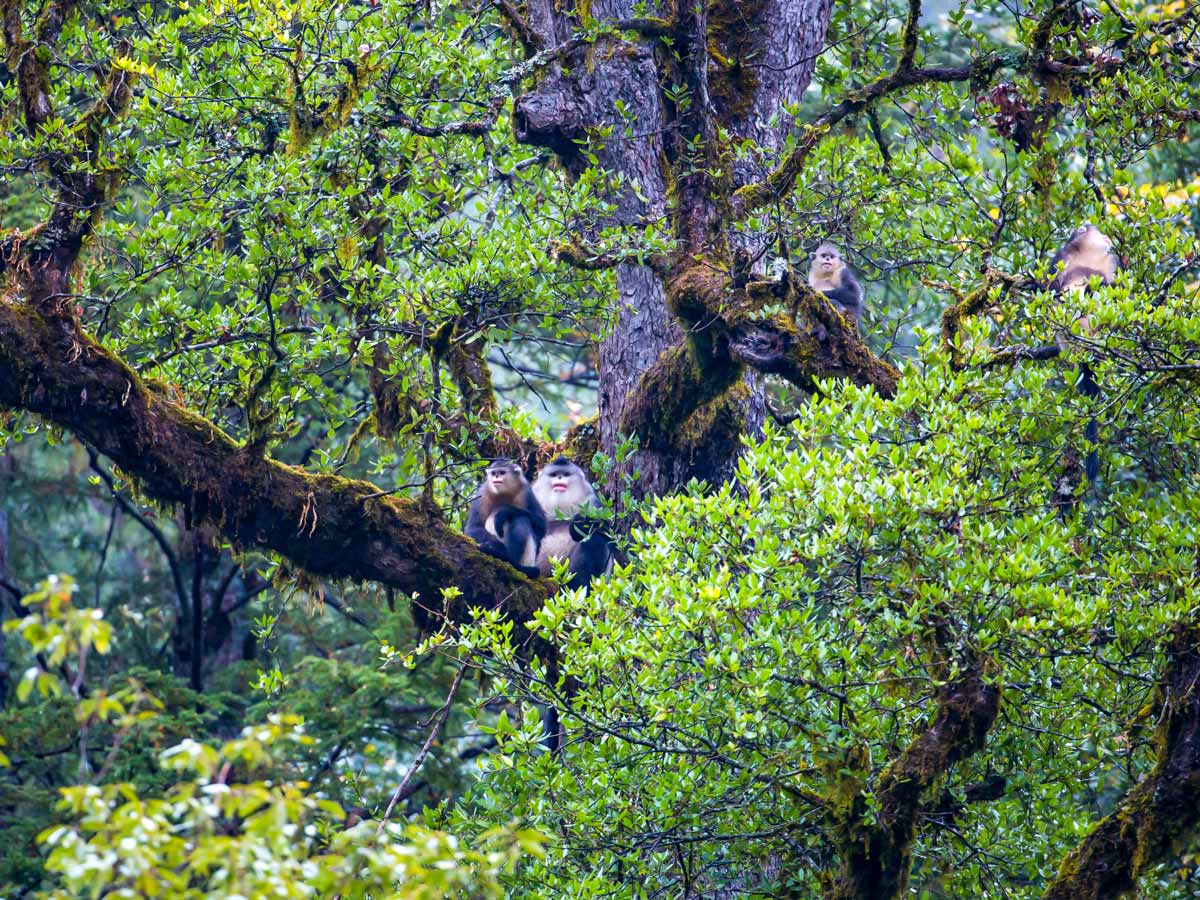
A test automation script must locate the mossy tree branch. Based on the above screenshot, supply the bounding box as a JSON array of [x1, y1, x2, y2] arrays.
[[1, 0, 79, 132], [0, 301, 548, 620], [1043, 620, 1200, 900], [618, 262, 899, 450], [827, 665, 1002, 900]]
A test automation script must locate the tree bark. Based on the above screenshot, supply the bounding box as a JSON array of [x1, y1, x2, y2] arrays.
[[513, 0, 833, 498], [1043, 621, 1200, 900], [827, 667, 1001, 900]]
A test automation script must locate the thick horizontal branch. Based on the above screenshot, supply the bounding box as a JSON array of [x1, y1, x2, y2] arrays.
[[1044, 621, 1200, 900], [0, 300, 547, 619]]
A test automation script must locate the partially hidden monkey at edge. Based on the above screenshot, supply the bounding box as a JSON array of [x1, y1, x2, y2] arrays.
[[1046, 224, 1120, 485], [465, 459, 546, 578], [807, 242, 865, 338]]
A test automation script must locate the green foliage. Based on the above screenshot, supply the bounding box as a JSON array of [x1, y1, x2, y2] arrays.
[[3, 0, 1200, 897], [39, 713, 542, 900], [457, 317, 1200, 895], [2, 577, 540, 899]]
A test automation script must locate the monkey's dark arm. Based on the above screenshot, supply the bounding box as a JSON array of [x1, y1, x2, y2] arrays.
[[467, 503, 541, 578], [567, 532, 614, 590], [566, 505, 616, 589], [825, 273, 864, 327], [493, 492, 547, 542], [1078, 363, 1101, 483], [466, 499, 509, 557]]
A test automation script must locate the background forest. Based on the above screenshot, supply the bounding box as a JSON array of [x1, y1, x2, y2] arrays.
[[2, 0, 1199, 897]]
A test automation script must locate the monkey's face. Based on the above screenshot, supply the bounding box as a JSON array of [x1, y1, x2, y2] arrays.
[[485, 462, 526, 499], [533, 461, 594, 517], [1068, 225, 1113, 255], [816, 246, 843, 275], [1079, 227, 1113, 255]]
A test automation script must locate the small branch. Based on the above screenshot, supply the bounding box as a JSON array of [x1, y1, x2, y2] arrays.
[[552, 239, 669, 273], [492, 0, 541, 55], [190, 532, 204, 693], [981, 342, 1061, 370], [87, 448, 191, 627], [377, 660, 469, 829], [378, 97, 504, 137]]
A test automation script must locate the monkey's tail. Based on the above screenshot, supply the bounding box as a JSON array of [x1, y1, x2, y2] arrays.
[[1079, 362, 1100, 483]]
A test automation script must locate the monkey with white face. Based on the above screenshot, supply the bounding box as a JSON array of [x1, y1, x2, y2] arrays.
[[532, 457, 614, 590], [1046, 224, 1120, 485], [808, 242, 864, 335], [465, 459, 546, 578]]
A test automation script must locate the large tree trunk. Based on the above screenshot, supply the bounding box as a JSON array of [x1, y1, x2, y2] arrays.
[[514, 0, 833, 497]]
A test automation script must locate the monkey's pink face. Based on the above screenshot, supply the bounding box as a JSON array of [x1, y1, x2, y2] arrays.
[[547, 473, 574, 493], [817, 250, 842, 273], [487, 466, 522, 491], [1077, 227, 1113, 253]]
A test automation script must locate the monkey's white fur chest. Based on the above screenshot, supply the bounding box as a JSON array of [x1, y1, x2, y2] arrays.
[[539, 522, 578, 569], [535, 486, 590, 573], [809, 270, 842, 292]]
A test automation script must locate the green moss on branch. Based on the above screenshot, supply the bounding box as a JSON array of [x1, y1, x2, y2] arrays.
[[0, 297, 547, 620]]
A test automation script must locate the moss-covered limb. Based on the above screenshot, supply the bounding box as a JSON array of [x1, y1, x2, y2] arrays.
[[898, 0, 922, 70], [552, 239, 669, 274], [0, 299, 548, 619], [939, 269, 1021, 369], [286, 45, 383, 156], [620, 265, 899, 448], [981, 342, 1061, 371], [730, 282, 900, 398], [828, 667, 1001, 900], [438, 329, 498, 421], [1043, 621, 1200, 900], [3, 39, 138, 310], [1, 0, 78, 132], [617, 344, 744, 452]]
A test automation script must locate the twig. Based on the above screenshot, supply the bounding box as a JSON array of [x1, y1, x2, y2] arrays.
[[376, 659, 469, 831]]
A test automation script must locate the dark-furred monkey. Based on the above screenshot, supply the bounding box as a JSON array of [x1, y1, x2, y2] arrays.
[[1046, 224, 1120, 484], [808, 242, 864, 334], [466, 459, 546, 578], [531, 457, 615, 590]]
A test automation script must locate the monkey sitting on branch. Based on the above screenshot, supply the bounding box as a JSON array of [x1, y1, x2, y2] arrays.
[[807, 242, 865, 337], [532, 457, 615, 591], [1046, 224, 1120, 485], [465, 459, 546, 578]]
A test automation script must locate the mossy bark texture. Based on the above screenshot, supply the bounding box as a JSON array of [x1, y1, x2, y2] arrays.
[[826, 668, 1001, 900], [1043, 622, 1200, 900], [0, 301, 546, 619]]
